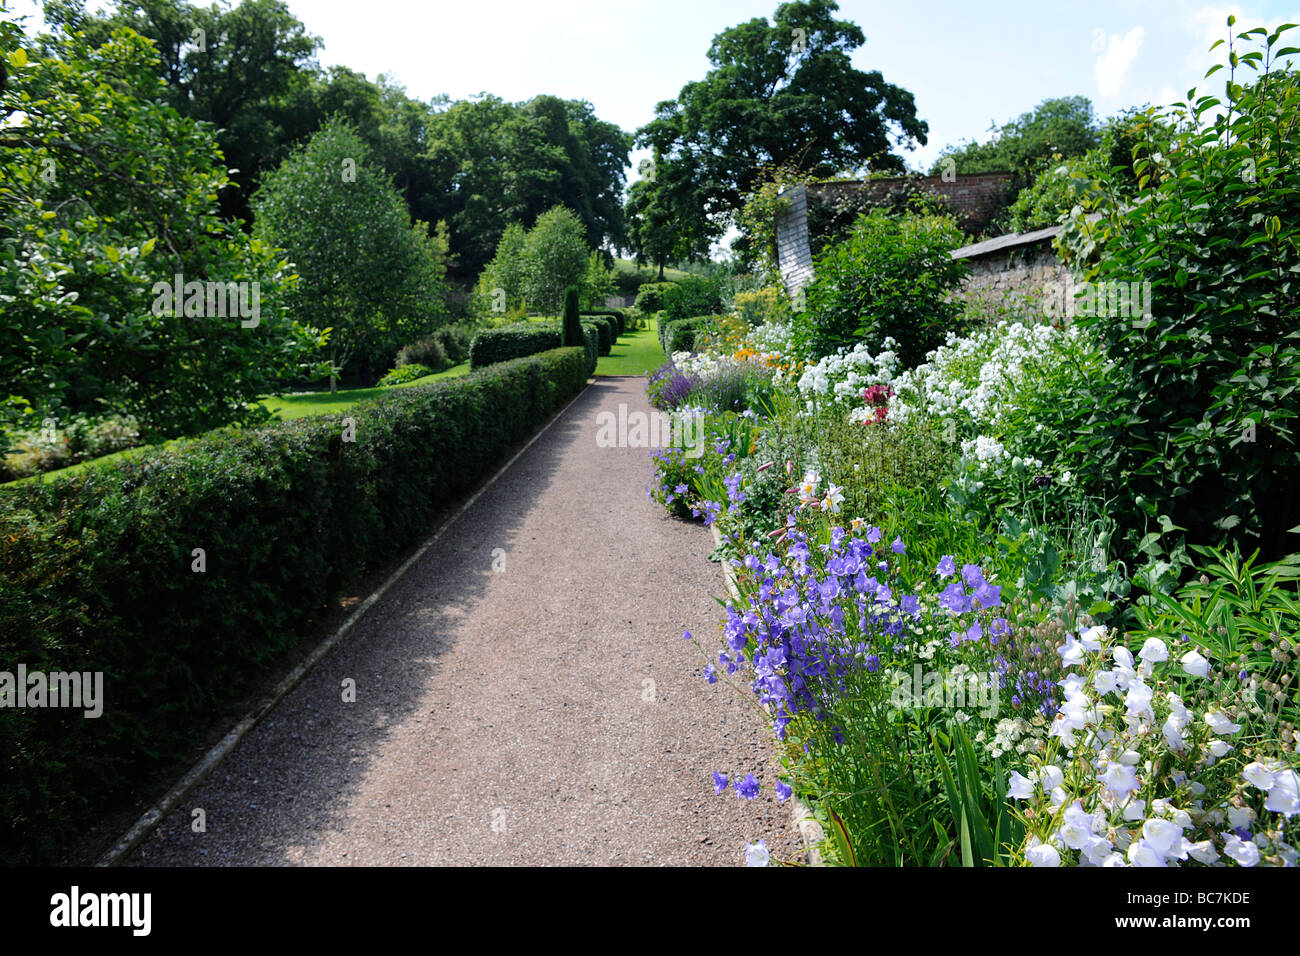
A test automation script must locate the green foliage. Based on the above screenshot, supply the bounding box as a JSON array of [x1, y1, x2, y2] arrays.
[[661, 275, 724, 323], [376, 363, 435, 387], [522, 206, 592, 314], [796, 208, 969, 365], [474, 221, 529, 315], [469, 323, 563, 370], [0, 346, 588, 864], [562, 284, 583, 348], [634, 281, 677, 313], [253, 118, 449, 387], [0, 22, 325, 444], [395, 333, 449, 372], [1055, 22, 1300, 562], [929, 95, 1100, 187], [659, 316, 718, 355], [638, 0, 927, 247]]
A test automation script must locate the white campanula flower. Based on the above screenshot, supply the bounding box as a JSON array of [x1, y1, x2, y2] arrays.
[[1056, 802, 1096, 850], [1026, 840, 1061, 867], [1078, 625, 1106, 651], [1206, 739, 1233, 759], [1121, 798, 1147, 822], [1113, 646, 1135, 670], [1058, 636, 1085, 668], [1007, 771, 1035, 800], [1142, 818, 1183, 858], [1101, 853, 1128, 867], [1038, 765, 1064, 791], [1227, 806, 1255, 831], [1127, 839, 1166, 867], [1138, 637, 1169, 664], [744, 839, 770, 867], [1099, 761, 1140, 800], [1124, 679, 1154, 719], [1204, 709, 1242, 736], [1188, 840, 1219, 864], [1265, 769, 1300, 817], [1222, 832, 1260, 866], [1180, 649, 1210, 678], [1093, 670, 1119, 695], [1243, 761, 1276, 790]]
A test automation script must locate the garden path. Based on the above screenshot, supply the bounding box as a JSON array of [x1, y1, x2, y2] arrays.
[[125, 376, 796, 865]]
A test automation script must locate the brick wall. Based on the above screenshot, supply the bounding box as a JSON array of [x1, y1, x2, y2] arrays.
[[807, 173, 1014, 234]]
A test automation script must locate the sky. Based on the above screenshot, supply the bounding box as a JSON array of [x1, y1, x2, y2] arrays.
[[9, 0, 1300, 177]]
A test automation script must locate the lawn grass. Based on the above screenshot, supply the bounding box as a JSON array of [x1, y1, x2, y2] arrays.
[[1, 362, 474, 486], [260, 361, 470, 419], [595, 320, 667, 377]]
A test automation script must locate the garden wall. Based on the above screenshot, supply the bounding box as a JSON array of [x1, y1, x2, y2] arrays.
[[948, 225, 1068, 309]]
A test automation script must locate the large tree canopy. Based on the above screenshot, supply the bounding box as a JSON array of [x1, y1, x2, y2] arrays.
[[928, 95, 1100, 183], [637, 0, 927, 244]]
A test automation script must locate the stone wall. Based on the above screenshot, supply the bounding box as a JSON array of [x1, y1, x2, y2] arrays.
[[952, 239, 1067, 309]]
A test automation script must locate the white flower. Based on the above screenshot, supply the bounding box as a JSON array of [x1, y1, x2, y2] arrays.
[[1121, 798, 1147, 822], [821, 483, 845, 514], [1222, 832, 1260, 867], [744, 839, 770, 867], [1093, 670, 1119, 695], [1204, 709, 1242, 736], [1058, 636, 1085, 668], [1007, 771, 1035, 800], [1206, 739, 1233, 759], [1127, 839, 1166, 867], [1078, 625, 1106, 650], [1124, 679, 1154, 719], [1179, 649, 1210, 678], [1227, 806, 1255, 830], [1188, 840, 1219, 864], [1242, 761, 1276, 790], [1264, 769, 1300, 817], [1057, 803, 1097, 850], [1100, 761, 1140, 800], [1142, 818, 1183, 858], [1038, 765, 1064, 791], [1101, 852, 1128, 867], [1026, 842, 1061, 867], [1138, 637, 1169, 664]]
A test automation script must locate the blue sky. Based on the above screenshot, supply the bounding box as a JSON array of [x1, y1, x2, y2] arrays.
[[11, 0, 1300, 177]]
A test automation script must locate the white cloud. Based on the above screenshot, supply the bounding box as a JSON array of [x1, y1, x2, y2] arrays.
[[1095, 26, 1146, 98]]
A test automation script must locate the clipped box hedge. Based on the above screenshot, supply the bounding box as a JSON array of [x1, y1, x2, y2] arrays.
[[0, 346, 587, 864], [469, 323, 563, 370]]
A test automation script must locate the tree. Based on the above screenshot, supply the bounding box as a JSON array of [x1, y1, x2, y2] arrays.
[[426, 94, 631, 280], [253, 119, 448, 389], [929, 96, 1100, 185], [44, 0, 323, 224], [624, 155, 712, 278], [474, 221, 528, 314], [638, 0, 927, 245], [0, 20, 324, 442], [562, 285, 582, 347], [520, 206, 590, 314]]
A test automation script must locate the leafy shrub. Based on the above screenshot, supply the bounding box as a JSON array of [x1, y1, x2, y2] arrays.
[[795, 207, 969, 366], [377, 364, 434, 387], [469, 323, 562, 370], [582, 310, 624, 337], [0, 346, 588, 864], [434, 323, 476, 364], [395, 335, 449, 372], [661, 275, 724, 323], [1, 413, 143, 481], [732, 286, 791, 328], [634, 281, 677, 313], [1055, 24, 1300, 562], [659, 316, 717, 354]]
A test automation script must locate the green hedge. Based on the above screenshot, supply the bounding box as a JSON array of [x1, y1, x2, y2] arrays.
[[658, 315, 717, 355], [0, 347, 587, 864], [581, 310, 625, 336], [469, 323, 562, 370], [586, 317, 612, 356]]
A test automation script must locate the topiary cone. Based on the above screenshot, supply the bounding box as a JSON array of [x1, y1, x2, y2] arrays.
[[562, 285, 583, 347]]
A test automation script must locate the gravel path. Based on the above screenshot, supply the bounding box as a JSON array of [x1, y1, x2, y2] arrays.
[[126, 376, 797, 866]]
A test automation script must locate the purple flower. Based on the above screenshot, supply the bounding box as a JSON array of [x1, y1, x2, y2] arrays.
[[899, 594, 921, 617], [775, 781, 792, 803], [936, 555, 956, 578], [939, 581, 972, 614], [974, 580, 1002, 609], [713, 771, 729, 794], [735, 773, 760, 800], [674, 483, 688, 494], [891, 536, 905, 554], [865, 526, 883, 544], [961, 563, 985, 588], [703, 663, 718, 684], [683, 630, 692, 641]]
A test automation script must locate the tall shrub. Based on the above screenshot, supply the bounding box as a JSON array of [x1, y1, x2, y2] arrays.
[[795, 207, 969, 366], [1056, 21, 1300, 562]]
